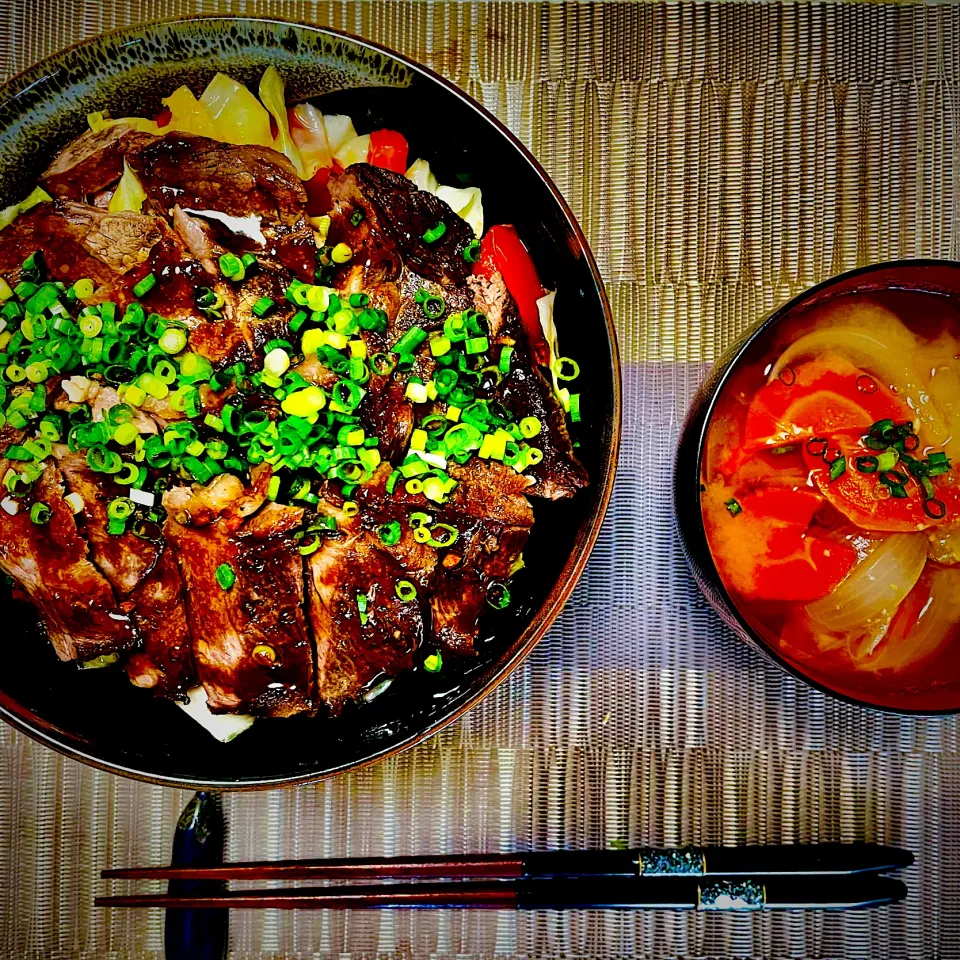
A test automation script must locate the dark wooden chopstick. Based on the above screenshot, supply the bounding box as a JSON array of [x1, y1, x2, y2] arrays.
[[102, 843, 913, 883], [95, 875, 908, 912]]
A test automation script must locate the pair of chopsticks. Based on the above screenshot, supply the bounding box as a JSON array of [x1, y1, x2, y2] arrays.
[[98, 843, 912, 912]]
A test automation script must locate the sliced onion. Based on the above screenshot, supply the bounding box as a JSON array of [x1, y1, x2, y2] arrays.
[[864, 565, 960, 672], [805, 533, 927, 632]]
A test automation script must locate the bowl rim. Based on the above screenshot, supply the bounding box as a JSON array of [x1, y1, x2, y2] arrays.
[[0, 15, 623, 787], [679, 256, 960, 718]]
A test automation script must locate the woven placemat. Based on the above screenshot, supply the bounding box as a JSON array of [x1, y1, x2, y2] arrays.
[[2, 2, 960, 957]]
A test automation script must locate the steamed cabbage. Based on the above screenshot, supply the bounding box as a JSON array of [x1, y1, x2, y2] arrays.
[[0, 186, 52, 231], [108, 159, 146, 213], [199, 73, 273, 147], [259, 66, 305, 178]]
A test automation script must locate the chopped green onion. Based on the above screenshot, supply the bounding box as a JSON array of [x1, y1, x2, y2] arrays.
[[215, 563, 236, 590], [421, 295, 445, 320], [393, 326, 428, 356], [79, 315, 103, 338], [423, 222, 447, 243], [252, 297, 275, 318], [552, 357, 580, 381], [29, 501, 50, 525], [724, 498, 742, 517], [132, 273, 156, 298], [266, 475, 281, 501], [330, 242, 353, 264], [378, 520, 402, 545], [158, 327, 187, 354], [463, 239, 481, 263], [395, 579, 417, 601], [486, 582, 511, 609], [423, 650, 443, 673], [72, 278, 95, 300], [829, 457, 847, 482], [107, 497, 135, 521], [219, 253, 245, 281]]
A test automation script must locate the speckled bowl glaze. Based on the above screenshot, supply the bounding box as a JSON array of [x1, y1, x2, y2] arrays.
[[675, 259, 960, 716], [0, 18, 620, 787]]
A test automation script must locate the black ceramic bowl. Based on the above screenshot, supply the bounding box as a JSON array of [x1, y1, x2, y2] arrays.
[[676, 259, 960, 715], [0, 18, 620, 786]]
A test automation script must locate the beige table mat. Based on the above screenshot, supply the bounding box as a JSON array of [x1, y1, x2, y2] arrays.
[[2, 2, 960, 957]]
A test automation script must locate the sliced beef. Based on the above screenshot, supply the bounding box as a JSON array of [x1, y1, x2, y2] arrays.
[[495, 359, 588, 499], [430, 522, 529, 654], [41, 123, 155, 202], [55, 451, 195, 698], [0, 462, 137, 661], [307, 516, 424, 713], [163, 479, 313, 717], [57, 451, 159, 595], [128, 133, 316, 281], [430, 461, 533, 654], [328, 164, 473, 286], [476, 279, 588, 500], [0, 200, 208, 317], [125, 547, 195, 700], [392, 268, 475, 336], [188, 267, 296, 369], [343, 464, 439, 591]]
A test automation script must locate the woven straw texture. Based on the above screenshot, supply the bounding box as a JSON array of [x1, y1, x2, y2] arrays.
[[2, 2, 960, 957]]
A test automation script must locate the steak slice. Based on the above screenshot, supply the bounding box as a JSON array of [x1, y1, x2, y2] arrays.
[[307, 512, 425, 713], [57, 451, 159, 595], [128, 133, 316, 281], [0, 462, 137, 662], [328, 163, 474, 285], [125, 547, 195, 701], [54, 451, 195, 698], [483, 281, 589, 500], [0, 200, 207, 315], [429, 461, 533, 654], [163, 478, 314, 717], [41, 123, 155, 202]]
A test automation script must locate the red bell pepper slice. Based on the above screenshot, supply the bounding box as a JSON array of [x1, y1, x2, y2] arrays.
[[474, 225, 549, 364], [368, 130, 409, 174]]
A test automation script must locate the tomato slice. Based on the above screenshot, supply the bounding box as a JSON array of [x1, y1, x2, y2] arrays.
[[803, 431, 960, 532], [154, 107, 172, 128], [743, 360, 909, 450], [474, 225, 549, 364], [703, 484, 857, 603], [367, 130, 409, 174]]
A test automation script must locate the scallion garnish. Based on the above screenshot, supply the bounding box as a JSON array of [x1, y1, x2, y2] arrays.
[[829, 456, 847, 482], [395, 579, 417, 602], [132, 273, 156, 298], [463, 239, 481, 263], [29, 501, 50, 525], [724, 498, 742, 517], [422, 222, 447, 243], [215, 563, 236, 590], [486, 582, 511, 609], [423, 650, 443, 673]]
